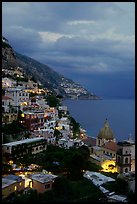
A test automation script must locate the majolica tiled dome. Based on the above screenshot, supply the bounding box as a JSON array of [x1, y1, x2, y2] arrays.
[[97, 119, 114, 140]]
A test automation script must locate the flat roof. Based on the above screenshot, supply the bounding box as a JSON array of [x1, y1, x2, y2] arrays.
[[3, 137, 45, 147], [108, 194, 127, 202], [4, 174, 22, 182], [84, 171, 115, 186], [2, 178, 16, 189], [99, 186, 109, 194], [30, 173, 57, 183]]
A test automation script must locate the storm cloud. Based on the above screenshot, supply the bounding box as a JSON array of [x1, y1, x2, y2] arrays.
[[2, 2, 135, 98]]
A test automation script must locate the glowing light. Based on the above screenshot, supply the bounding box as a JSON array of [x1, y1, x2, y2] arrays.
[[30, 181, 32, 188], [21, 113, 25, 117], [14, 186, 17, 191], [9, 160, 13, 165], [55, 126, 62, 130], [101, 160, 118, 173]]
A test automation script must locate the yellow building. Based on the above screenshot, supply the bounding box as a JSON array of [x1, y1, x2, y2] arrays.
[[29, 173, 57, 193], [2, 175, 25, 199]]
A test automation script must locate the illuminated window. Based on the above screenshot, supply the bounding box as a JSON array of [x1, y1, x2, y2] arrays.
[[29, 181, 32, 188], [20, 182, 22, 186], [14, 186, 17, 191]]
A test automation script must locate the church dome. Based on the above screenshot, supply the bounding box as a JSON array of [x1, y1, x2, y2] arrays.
[[97, 119, 114, 140]]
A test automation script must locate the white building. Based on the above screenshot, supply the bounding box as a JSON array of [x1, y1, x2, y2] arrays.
[[33, 129, 56, 144], [2, 95, 13, 113], [5, 87, 30, 110], [2, 77, 16, 88], [58, 138, 84, 149]]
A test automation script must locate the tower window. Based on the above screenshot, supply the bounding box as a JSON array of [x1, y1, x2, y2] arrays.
[[125, 157, 128, 164]]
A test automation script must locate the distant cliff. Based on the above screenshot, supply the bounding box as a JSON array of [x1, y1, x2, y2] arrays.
[[2, 36, 101, 99]]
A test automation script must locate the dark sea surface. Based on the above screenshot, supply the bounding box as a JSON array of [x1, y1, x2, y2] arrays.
[[63, 99, 135, 142]]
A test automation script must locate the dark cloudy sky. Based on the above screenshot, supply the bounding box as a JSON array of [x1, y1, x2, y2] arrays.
[[2, 2, 135, 98]]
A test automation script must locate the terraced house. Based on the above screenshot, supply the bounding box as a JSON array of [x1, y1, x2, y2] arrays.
[[2, 137, 47, 160]]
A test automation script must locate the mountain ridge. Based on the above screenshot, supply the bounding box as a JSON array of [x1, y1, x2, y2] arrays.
[[2, 36, 101, 99]]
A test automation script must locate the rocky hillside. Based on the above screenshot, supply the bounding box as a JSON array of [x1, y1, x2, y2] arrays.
[[2, 36, 100, 99]]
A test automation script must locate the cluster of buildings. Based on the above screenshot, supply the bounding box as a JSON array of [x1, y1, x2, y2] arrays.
[[2, 172, 58, 199], [60, 77, 89, 98], [83, 119, 135, 195], [2, 76, 86, 159], [2, 75, 135, 201], [85, 119, 135, 174]]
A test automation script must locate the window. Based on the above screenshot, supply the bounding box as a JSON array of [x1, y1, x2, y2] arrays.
[[126, 151, 128, 154], [125, 168, 128, 173], [2, 101, 4, 105], [98, 139, 100, 146], [125, 157, 128, 164], [20, 182, 22, 186], [117, 156, 121, 163], [7, 147, 9, 150], [29, 181, 32, 188], [14, 186, 17, 191], [45, 184, 50, 189]]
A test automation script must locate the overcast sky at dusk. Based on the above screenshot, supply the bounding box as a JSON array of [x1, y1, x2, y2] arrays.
[[2, 2, 135, 98]]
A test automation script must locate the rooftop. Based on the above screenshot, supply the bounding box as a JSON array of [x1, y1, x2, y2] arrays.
[[83, 171, 115, 186], [29, 173, 57, 183], [2, 95, 12, 100], [2, 178, 16, 189], [108, 194, 127, 202], [117, 141, 132, 146], [97, 119, 114, 140], [3, 137, 45, 147], [102, 141, 118, 152], [83, 137, 96, 146], [4, 174, 23, 182]]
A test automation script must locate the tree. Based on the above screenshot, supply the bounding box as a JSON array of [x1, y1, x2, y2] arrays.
[[69, 116, 80, 138], [46, 95, 60, 107], [2, 163, 12, 174]]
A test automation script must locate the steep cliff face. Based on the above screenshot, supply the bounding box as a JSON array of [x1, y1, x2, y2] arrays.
[[2, 37, 17, 68]]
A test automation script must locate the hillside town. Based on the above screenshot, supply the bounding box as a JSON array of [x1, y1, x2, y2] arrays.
[[2, 63, 135, 202]]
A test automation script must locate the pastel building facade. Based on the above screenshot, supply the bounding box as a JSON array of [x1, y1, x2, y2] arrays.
[[2, 175, 25, 199], [29, 173, 57, 193]]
